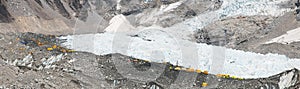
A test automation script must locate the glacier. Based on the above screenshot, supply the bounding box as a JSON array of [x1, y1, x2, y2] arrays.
[[59, 0, 299, 78]]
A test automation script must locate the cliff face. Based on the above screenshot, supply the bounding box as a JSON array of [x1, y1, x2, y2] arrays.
[[0, 0, 13, 23], [0, 0, 220, 34], [0, 0, 111, 34]]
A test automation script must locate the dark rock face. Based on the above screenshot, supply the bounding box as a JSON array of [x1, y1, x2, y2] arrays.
[[34, 0, 43, 7], [194, 29, 211, 45], [0, 0, 224, 34], [53, 0, 71, 19], [0, 0, 13, 23], [67, 0, 90, 21], [296, 14, 300, 21], [93, 0, 118, 20], [43, 0, 89, 20], [185, 10, 197, 17]]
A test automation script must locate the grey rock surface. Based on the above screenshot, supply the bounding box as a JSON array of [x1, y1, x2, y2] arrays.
[[0, 0, 221, 34], [1, 0, 300, 88], [0, 32, 299, 88], [194, 12, 300, 59]]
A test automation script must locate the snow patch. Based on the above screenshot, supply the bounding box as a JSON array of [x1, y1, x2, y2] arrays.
[[278, 70, 297, 89], [162, 0, 185, 12], [266, 27, 300, 44], [5, 54, 64, 70], [116, 0, 122, 10]]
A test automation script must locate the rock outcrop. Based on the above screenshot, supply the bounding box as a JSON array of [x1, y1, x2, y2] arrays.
[[0, 0, 221, 34]]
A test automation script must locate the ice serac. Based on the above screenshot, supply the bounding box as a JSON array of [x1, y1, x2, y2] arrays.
[[278, 69, 298, 89], [104, 14, 135, 33], [171, 0, 292, 40]]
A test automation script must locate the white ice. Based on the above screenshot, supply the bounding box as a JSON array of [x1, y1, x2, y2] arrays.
[[266, 27, 300, 44], [59, 0, 298, 78]]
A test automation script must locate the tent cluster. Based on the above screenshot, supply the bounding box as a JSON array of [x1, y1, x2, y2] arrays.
[[168, 63, 212, 87], [46, 44, 75, 53], [18, 32, 75, 53], [131, 59, 245, 80], [169, 66, 209, 75], [201, 82, 208, 87], [129, 58, 245, 87], [216, 74, 244, 80], [129, 59, 212, 87]]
